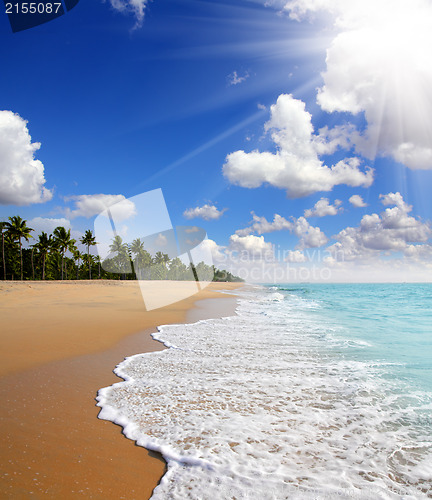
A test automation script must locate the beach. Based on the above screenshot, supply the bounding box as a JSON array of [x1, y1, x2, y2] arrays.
[[97, 283, 432, 499], [0, 280, 242, 499]]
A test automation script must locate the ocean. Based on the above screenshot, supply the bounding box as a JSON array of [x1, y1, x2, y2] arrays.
[[97, 284, 432, 499]]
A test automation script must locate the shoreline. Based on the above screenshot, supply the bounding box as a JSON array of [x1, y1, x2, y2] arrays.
[[0, 280, 242, 499]]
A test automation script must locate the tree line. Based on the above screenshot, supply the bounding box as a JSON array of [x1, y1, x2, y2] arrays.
[[0, 216, 243, 282]]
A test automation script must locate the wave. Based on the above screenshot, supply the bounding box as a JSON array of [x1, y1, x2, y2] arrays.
[[97, 287, 432, 499]]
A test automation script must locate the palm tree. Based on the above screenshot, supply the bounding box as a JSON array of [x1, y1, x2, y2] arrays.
[[130, 238, 152, 279], [153, 251, 170, 265], [4, 232, 19, 280], [94, 255, 102, 279], [80, 230, 97, 279], [53, 226, 75, 280], [5, 216, 33, 280], [0, 221, 7, 280], [129, 238, 141, 277], [168, 257, 187, 280], [71, 246, 82, 280], [150, 252, 169, 281], [109, 235, 124, 253], [34, 232, 53, 280], [108, 235, 131, 279], [31, 246, 35, 280], [130, 238, 144, 256], [86, 254, 96, 279]]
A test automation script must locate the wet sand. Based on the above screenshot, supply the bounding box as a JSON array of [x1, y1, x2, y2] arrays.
[[0, 280, 242, 499]]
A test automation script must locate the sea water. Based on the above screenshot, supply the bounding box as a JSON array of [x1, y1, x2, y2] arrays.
[[97, 284, 432, 499]]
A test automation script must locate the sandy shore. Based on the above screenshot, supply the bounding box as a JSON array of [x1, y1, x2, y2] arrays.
[[0, 280, 242, 499]]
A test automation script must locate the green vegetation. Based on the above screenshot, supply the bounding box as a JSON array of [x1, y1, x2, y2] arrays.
[[0, 216, 243, 282], [80, 229, 97, 279]]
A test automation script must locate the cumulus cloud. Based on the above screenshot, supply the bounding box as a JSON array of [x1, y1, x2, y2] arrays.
[[0, 111, 52, 206], [183, 204, 227, 221], [304, 197, 342, 217], [29, 217, 72, 236], [196, 235, 432, 283], [65, 194, 137, 221], [227, 71, 249, 86], [379, 192, 409, 210], [404, 243, 432, 261], [349, 194, 367, 208], [109, 0, 150, 29], [327, 192, 431, 261], [312, 124, 355, 156], [23, 217, 84, 251], [195, 199, 432, 281], [190, 235, 276, 267], [235, 212, 292, 237], [283, 0, 432, 169], [236, 211, 327, 249], [223, 94, 373, 198], [200, 238, 226, 261], [292, 216, 328, 249], [229, 234, 274, 259]]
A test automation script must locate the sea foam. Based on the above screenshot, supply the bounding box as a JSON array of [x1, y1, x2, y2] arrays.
[[97, 286, 432, 499]]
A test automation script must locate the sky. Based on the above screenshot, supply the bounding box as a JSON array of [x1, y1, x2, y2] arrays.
[[1, 0, 432, 282]]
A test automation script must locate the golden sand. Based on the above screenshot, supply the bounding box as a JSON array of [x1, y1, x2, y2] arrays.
[[0, 280, 242, 499]]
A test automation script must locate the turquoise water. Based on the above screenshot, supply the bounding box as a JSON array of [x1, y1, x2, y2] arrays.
[[98, 283, 432, 498], [272, 283, 432, 392]]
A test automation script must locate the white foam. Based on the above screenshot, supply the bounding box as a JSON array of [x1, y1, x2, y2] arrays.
[[97, 289, 432, 499]]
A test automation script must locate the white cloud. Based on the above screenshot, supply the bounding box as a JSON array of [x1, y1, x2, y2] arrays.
[[349, 194, 367, 208], [283, 0, 432, 170], [327, 192, 431, 261], [183, 204, 227, 221], [65, 194, 137, 221], [198, 237, 432, 283], [155, 233, 168, 247], [198, 203, 432, 282], [227, 71, 249, 86], [292, 216, 328, 249], [229, 234, 274, 259], [379, 192, 408, 210], [29, 217, 72, 237], [0, 111, 52, 206], [285, 250, 308, 263], [321, 256, 432, 282], [200, 239, 226, 261], [109, 0, 150, 29], [235, 212, 292, 236], [312, 124, 355, 156], [223, 94, 373, 198], [24, 217, 84, 252], [282, 0, 340, 21], [236, 212, 327, 249], [304, 197, 342, 217], [404, 243, 432, 261]]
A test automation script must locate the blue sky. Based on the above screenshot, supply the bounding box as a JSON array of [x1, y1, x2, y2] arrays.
[[1, 0, 432, 282]]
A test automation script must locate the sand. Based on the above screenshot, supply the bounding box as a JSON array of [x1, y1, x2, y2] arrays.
[[0, 280, 242, 499]]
